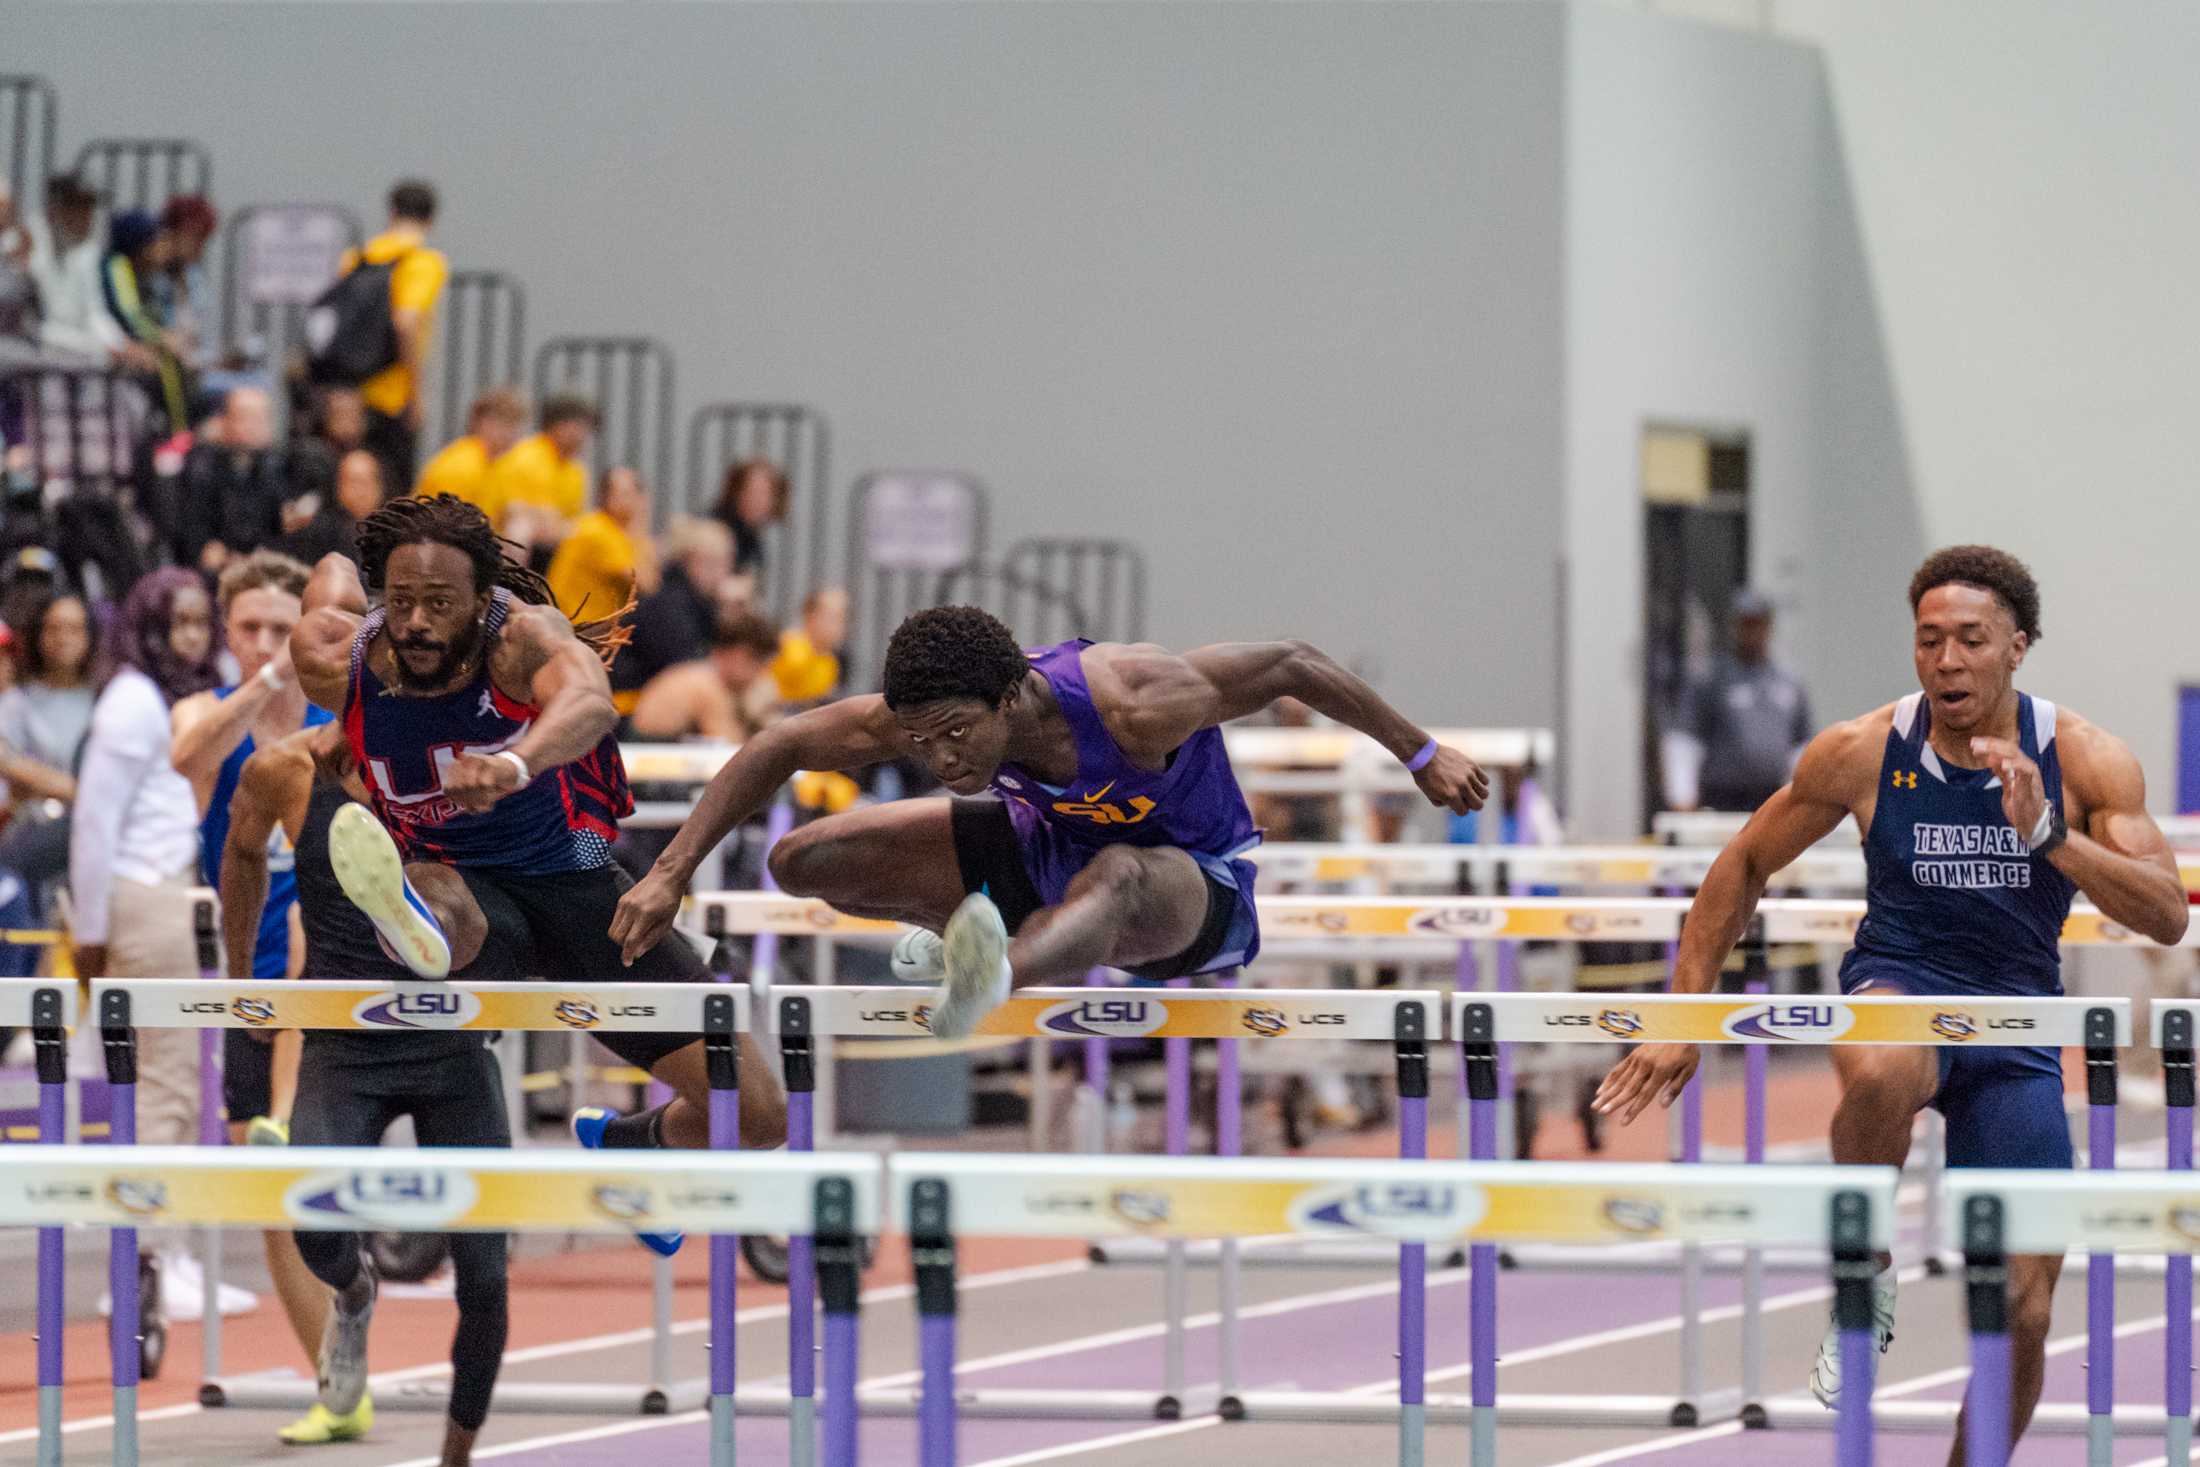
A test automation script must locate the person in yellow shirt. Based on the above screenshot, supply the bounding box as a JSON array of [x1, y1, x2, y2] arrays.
[[768, 586, 849, 707], [488, 394, 596, 562], [338, 180, 448, 487], [413, 387, 527, 518], [546, 466, 659, 659]]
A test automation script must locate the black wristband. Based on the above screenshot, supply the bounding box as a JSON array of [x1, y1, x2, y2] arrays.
[[2034, 802, 2068, 858]]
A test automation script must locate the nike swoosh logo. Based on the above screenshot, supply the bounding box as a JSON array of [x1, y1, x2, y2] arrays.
[[1082, 780, 1116, 802]]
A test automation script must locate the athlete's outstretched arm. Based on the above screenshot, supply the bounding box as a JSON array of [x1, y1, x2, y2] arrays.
[[1593, 713, 1878, 1124], [610, 696, 905, 963], [292, 553, 367, 712], [1101, 639, 1489, 813], [1975, 725, 2188, 946], [445, 603, 619, 813], [219, 732, 314, 984]]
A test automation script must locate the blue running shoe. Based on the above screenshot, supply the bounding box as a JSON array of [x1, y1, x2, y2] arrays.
[[572, 1107, 684, 1257]]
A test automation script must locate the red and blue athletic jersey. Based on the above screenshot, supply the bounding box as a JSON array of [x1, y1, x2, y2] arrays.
[[342, 587, 632, 874]]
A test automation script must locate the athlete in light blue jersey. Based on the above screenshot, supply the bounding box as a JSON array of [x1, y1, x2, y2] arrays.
[[1595, 546, 2188, 1464], [613, 604, 1491, 1039]]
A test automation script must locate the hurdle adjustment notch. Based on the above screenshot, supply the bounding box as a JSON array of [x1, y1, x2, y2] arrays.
[[100, 989, 137, 1084], [2167, 1010, 2195, 1109], [191, 899, 218, 974], [814, 1179, 860, 1313], [30, 987, 66, 1085], [780, 995, 815, 1094], [1395, 1002, 1429, 1100], [1963, 1196, 2009, 1334], [704, 992, 739, 1091], [1459, 1002, 1497, 1103], [1829, 1190, 1876, 1332], [2085, 1006, 2118, 1108]]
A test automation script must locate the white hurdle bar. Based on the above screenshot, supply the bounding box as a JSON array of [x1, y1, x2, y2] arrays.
[[745, 984, 1441, 1446], [0, 1142, 871, 1467], [885, 1153, 1898, 1467], [1454, 991, 2130, 1432], [1941, 1168, 2200, 1467], [80, 978, 755, 1442]]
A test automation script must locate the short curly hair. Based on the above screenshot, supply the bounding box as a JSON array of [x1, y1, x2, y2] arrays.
[[882, 605, 1029, 710], [1909, 545, 2041, 643]]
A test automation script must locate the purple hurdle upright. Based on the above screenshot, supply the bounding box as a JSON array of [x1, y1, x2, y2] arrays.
[[1740, 976, 1769, 1421], [1459, 1000, 1499, 1467], [1214, 974, 1243, 1417], [2164, 1007, 2195, 1467], [1160, 975, 1192, 1417], [703, 991, 743, 1467], [1395, 998, 1432, 1467], [2084, 1006, 2119, 1467], [1830, 1188, 1881, 1467], [779, 992, 832, 1465], [98, 988, 143, 1467], [813, 1172, 865, 1467], [1082, 968, 1109, 1150], [1962, 1193, 2012, 1467], [192, 903, 226, 1379], [31, 986, 68, 1467], [910, 1177, 957, 1467]]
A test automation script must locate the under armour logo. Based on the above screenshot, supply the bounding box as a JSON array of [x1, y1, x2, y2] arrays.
[[478, 690, 496, 719], [1891, 771, 1917, 790]]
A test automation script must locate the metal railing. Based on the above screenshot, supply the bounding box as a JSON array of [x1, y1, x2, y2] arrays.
[[70, 137, 211, 214], [843, 470, 991, 689], [684, 401, 831, 623], [432, 270, 528, 451], [1001, 537, 1147, 643], [532, 336, 675, 517], [0, 75, 57, 200]]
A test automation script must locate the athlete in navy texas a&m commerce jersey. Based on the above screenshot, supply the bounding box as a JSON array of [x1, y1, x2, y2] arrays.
[[1594, 546, 2187, 1464], [289, 496, 785, 1192], [609, 604, 1490, 1039]]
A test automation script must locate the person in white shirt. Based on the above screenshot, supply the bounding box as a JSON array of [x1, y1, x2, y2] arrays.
[[70, 567, 250, 1320], [22, 174, 149, 370]]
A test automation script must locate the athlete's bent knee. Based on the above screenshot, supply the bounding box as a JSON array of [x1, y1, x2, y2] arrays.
[[1076, 845, 1150, 906], [2009, 1275, 2056, 1348], [1839, 1047, 1938, 1111], [766, 822, 837, 897]]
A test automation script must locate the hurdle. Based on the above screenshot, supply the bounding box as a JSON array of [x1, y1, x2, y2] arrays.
[[1944, 1167, 2200, 1467], [731, 982, 1442, 1450], [882, 1152, 1899, 1467], [1, 980, 76, 1467], [80, 977, 756, 1429], [0, 1141, 873, 1467]]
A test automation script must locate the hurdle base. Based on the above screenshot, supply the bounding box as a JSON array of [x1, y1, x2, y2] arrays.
[[1232, 1389, 1733, 1430], [733, 1384, 1204, 1422], [204, 1373, 684, 1416], [1757, 1398, 2185, 1435], [1497, 1242, 1951, 1276], [1088, 1238, 1468, 1272]]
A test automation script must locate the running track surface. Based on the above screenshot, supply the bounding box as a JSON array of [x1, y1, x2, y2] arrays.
[[5, 1062, 2189, 1466]]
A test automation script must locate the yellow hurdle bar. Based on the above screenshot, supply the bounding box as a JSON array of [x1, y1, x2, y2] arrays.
[[1455, 991, 2131, 1048], [88, 979, 751, 1033], [884, 1153, 1897, 1250], [693, 890, 2200, 948], [780, 984, 1437, 1041], [0, 1144, 870, 1234]]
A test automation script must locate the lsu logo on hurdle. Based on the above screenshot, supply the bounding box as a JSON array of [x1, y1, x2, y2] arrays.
[[1931, 1011, 1978, 1041], [231, 996, 277, 1026], [285, 1168, 480, 1227], [351, 988, 486, 1030], [1038, 997, 1169, 1038], [1597, 1010, 1644, 1039], [554, 1000, 602, 1030], [1291, 1182, 1487, 1242], [1720, 1002, 1856, 1043], [1241, 1006, 1289, 1037], [104, 1177, 170, 1217]]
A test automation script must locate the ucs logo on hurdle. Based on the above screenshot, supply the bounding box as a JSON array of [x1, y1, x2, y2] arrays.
[[352, 989, 486, 1029], [1720, 1002, 1856, 1043], [285, 1168, 480, 1227], [1290, 1182, 1488, 1242], [1039, 997, 1170, 1038]]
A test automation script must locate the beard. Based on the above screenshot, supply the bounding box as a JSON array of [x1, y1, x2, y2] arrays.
[[388, 615, 485, 692]]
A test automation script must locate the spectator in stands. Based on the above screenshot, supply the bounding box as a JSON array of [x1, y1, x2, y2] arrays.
[[71, 569, 227, 1315], [0, 584, 98, 952], [612, 515, 735, 710], [315, 386, 370, 458], [153, 194, 219, 366], [25, 174, 150, 371], [489, 392, 595, 559], [712, 458, 789, 584], [100, 210, 190, 429], [276, 448, 383, 566], [0, 181, 38, 367], [769, 585, 849, 707], [339, 179, 448, 485], [546, 465, 658, 626], [414, 386, 527, 513], [176, 386, 296, 571], [1661, 588, 1813, 815], [627, 605, 781, 742]]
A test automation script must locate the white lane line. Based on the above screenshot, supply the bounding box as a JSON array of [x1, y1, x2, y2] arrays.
[[966, 1417, 1225, 1466], [0, 1402, 204, 1445], [1543, 1422, 1747, 1465], [378, 1409, 712, 1467]]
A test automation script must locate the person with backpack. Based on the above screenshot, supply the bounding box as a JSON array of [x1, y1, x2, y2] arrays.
[[306, 180, 446, 487]]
